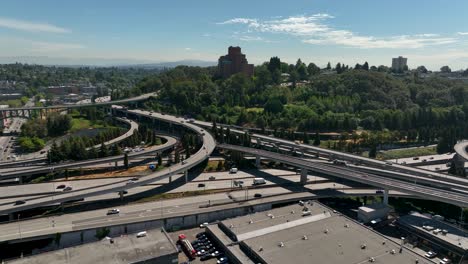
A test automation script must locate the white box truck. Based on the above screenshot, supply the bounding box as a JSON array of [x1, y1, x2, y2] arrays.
[[253, 178, 266, 185]]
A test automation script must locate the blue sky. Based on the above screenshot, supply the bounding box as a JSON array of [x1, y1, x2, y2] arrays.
[[1, 0, 468, 69]]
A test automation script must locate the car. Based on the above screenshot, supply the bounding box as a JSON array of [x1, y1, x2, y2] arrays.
[[118, 190, 128, 195], [56, 184, 66, 189], [107, 209, 120, 215], [182, 160, 187, 165], [254, 193, 263, 198], [440, 257, 452, 264], [63, 186, 73, 191], [131, 177, 139, 181], [126, 180, 136, 185], [375, 190, 384, 194], [209, 176, 216, 181], [14, 200, 26, 205], [200, 254, 214, 261], [385, 161, 393, 166], [200, 222, 209, 228], [198, 183, 205, 188], [217, 257, 229, 264], [196, 249, 206, 256], [425, 251, 437, 258], [136, 231, 147, 238], [196, 232, 206, 238], [413, 157, 419, 160]]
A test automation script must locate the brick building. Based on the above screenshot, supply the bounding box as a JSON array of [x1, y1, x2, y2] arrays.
[[218, 46, 254, 78]]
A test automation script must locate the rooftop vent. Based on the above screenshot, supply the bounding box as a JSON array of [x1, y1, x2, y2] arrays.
[[229, 224, 234, 228], [278, 242, 284, 247], [291, 210, 295, 214], [249, 219, 253, 224], [344, 224, 350, 228], [361, 244, 367, 249], [369, 257, 375, 262], [324, 229, 329, 234], [390, 249, 396, 254], [382, 240, 386, 245], [302, 235, 308, 240], [259, 247, 263, 252]]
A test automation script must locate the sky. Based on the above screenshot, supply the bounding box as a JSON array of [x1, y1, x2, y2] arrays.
[[1, 0, 468, 69]]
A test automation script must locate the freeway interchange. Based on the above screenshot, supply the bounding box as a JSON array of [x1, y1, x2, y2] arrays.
[[0, 100, 466, 252]]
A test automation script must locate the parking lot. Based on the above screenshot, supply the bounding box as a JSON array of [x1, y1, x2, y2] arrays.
[[169, 227, 229, 264]]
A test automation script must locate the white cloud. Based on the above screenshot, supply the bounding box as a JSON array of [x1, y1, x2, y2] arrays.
[[0, 17, 70, 33], [457, 32, 468, 35], [184, 47, 192, 51], [30, 41, 84, 52], [202, 33, 211, 37], [218, 14, 456, 49]]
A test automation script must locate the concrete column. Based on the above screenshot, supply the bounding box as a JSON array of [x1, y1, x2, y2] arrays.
[[119, 191, 124, 200], [8, 213, 14, 221], [300, 168, 308, 185], [184, 171, 188, 183], [169, 175, 172, 183], [383, 189, 389, 205], [255, 156, 261, 168]]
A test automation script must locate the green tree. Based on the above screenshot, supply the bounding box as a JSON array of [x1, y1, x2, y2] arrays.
[[99, 142, 109, 158], [313, 132, 320, 146], [124, 153, 129, 169]]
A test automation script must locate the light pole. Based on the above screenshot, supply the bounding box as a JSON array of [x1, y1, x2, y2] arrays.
[[17, 214, 22, 240]]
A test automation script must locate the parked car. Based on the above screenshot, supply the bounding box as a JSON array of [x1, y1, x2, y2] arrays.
[[440, 257, 452, 264], [14, 200, 26, 206], [217, 257, 229, 264], [254, 193, 263, 198], [200, 222, 209, 228], [56, 184, 66, 189], [136, 231, 147, 238], [107, 209, 120, 215], [425, 251, 437, 258], [375, 190, 384, 194], [198, 183, 205, 188], [209, 176, 216, 181], [63, 186, 73, 191]]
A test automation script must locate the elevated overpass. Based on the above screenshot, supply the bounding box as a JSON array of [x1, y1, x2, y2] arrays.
[[0, 110, 216, 215], [218, 144, 468, 208]]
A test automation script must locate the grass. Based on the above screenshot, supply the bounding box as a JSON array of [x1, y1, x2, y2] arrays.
[[378, 146, 437, 160], [245, 107, 264, 113], [204, 160, 225, 172], [70, 117, 107, 132]]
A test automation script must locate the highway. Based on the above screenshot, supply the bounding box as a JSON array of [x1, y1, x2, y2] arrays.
[[219, 144, 468, 208], [192, 119, 468, 189], [1, 92, 157, 112], [454, 140, 468, 161], [0, 109, 216, 215], [0, 117, 139, 167], [0, 135, 176, 179]]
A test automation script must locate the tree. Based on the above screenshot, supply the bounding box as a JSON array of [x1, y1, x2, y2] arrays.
[[124, 153, 129, 169], [335, 63, 343, 74], [363, 62, 369, 71], [307, 63, 320, 76], [264, 98, 284, 114], [440, 65, 451, 73], [268, 57, 281, 73], [313, 132, 321, 146], [157, 155, 162, 166], [111, 144, 122, 156], [368, 144, 377, 158], [416, 66, 428, 73], [326, 62, 331, 70], [99, 142, 109, 158], [216, 160, 223, 171]]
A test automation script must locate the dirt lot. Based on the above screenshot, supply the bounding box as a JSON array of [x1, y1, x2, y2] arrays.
[[168, 227, 220, 264], [58, 166, 150, 180]]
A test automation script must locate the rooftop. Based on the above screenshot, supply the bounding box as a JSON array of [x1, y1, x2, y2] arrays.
[[398, 212, 468, 251], [8, 228, 178, 264], [216, 203, 432, 264]]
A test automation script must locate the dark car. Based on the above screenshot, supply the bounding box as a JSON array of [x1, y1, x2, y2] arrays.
[[14, 200, 26, 206], [375, 190, 384, 194], [198, 183, 205, 188], [56, 184, 66, 189], [254, 193, 263, 198], [62, 186, 73, 191], [196, 232, 206, 238]]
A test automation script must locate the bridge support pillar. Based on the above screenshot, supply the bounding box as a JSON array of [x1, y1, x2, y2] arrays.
[[119, 191, 124, 200], [8, 213, 14, 221], [383, 189, 389, 205], [18, 176, 23, 184], [184, 171, 188, 183], [300, 168, 308, 185], [255, 156, 261, 168], [169, 175, 172, 183]]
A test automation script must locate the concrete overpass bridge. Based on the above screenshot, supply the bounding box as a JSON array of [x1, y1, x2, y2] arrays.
[[218, 143, 468, 208]]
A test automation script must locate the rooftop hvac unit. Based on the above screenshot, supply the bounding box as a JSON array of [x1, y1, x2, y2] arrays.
[[324, 229, 329, 234], [369, 257, 375, 262], [278, 242, 284, 247], [344, 223, 349, 228], [229, 224, 234, 228], [302, 235, 308, 240], [291, 210, 295, 214], [249, 219, 253, 224], [361, 244, 367, 249]]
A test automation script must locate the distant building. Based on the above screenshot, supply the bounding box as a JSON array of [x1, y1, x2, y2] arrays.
[[218, 46, 254, 78], [392, 56, 408, 72]]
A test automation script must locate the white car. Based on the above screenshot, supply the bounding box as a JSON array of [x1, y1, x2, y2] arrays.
[[107, 209, 120, 215], [440, 258, 451, 264], [200, 222, 209, 228], [136, 231, 147, 238], [425, 251, 437, 258]]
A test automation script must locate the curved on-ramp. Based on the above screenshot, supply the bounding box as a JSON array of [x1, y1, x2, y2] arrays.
[[0, 110, 215, 215]]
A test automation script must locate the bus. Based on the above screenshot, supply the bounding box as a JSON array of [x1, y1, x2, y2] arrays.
[[178, 234, 196, 260]]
